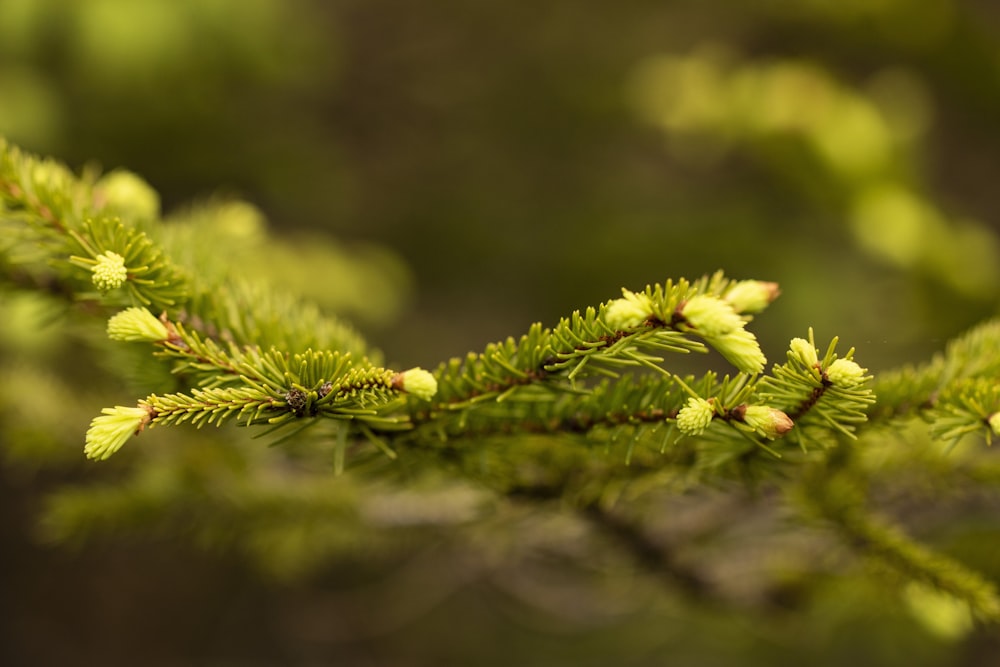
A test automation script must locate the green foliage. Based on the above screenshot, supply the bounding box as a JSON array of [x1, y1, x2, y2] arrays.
[[760, 330, 876, 446], [9, 2, 1000, 663], [5, 136, 1000, 663], [872, 319, 1000, 447]]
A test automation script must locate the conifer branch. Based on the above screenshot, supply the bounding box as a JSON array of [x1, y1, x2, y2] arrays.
[[406, 277, 787, 446], [801, 461, 1000, 623], [870, 318, 1000, 447], [758, 329, 876, 448], [1, 139, 189, 310], [23, 136, 1000, 629], [2, 137, 887, 471]]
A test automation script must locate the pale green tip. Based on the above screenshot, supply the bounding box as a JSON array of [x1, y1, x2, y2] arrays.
[[708, 328, 767, 374], [989, 412, 1000, 437], [107, 307, 170, 342], [399, 368, 438, 401], [604, 289, 653, 330], [84, 405, 151, 461], [681, 295, 744, 337], [91, 251, 128, 292], [789, 337, 819, 367], [676, 397, 715, 436], [724, 280, 780, 314], [825, 358, 867, 388], [740, 405, 794, 439]]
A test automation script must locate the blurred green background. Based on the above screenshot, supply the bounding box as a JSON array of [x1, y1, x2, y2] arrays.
[[4, 0, 1000, 664]]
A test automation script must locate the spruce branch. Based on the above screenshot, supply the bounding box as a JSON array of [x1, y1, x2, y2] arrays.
[[18, 136, 1000, 633], [871, 318, 1000, 448], [65, 216, 188, 309], [174, 276, 374, 359], [83, 296, 423, 460], [0, 138, 90, 235], [1, 141, 189, 310], [927, 378, 1000, 448], [801, 461, 1000, 623], [82, 274, 796, 463], [1, 140, 372, 360], [758, 329, 876, 447], [3, 137, 884, 472], [416, 275, 778, 433]]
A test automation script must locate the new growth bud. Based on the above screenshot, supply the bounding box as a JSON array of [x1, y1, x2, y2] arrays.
[[91, 251, 128, 292], [678, 295, 767, 374], [724, 280, 780, 314], [84, 404, 152, 460], [712, 328, 767, 375], [395, 367, 438, 401], [989, 412, 1000, 438], [825, 358, 867, 388], [107, 307, 170, 342], [789, 337, 819, 367], [676, 397, 715, 436], [604, 289, 653, 330], [679, 295, 744, 337], [737, 405, 794, 440]]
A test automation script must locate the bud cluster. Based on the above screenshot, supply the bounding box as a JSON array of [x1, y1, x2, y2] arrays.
[[786, 337, 868, 389]]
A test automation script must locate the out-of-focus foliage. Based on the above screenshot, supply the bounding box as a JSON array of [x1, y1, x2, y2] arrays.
[[630, 49, 998, 299], [5, 0, 1000, 665]]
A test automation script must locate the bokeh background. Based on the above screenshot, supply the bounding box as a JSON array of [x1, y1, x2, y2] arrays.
[[4, 0, 1000, 664]]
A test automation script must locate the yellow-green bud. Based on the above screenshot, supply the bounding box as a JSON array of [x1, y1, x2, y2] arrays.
[[738, 405, 794, 439], [989, 412, 1000, 437], [396, 367, 438, 401], [32, 161, 70, 189], [680, 295, 744, 337], [604, 289, 653, 330], [91, 251, 128, 291], [107, 307, 170, 342], [825, 358, 867, 388], [676, 397, 715, 436], [724, 280, 780, 314], [96, 170, 160, 220], [84, 404, 152, 461], [789, 337, 819, 367], [710, 328, 767, 375]]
